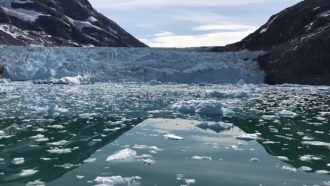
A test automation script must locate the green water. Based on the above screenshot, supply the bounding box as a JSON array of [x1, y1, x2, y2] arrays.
[[0, 83, 329, 186]]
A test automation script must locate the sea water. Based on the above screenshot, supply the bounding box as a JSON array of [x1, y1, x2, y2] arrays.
[[0, 82, 329, 186]]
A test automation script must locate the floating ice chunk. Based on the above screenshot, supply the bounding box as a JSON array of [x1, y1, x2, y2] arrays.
[[34, 75, 95, 85], [26, 180, 45, 186], [299, 155, 322, 162], [29, 134, 45, 139], [30, 104, 68, 114], [299, 166, 313, 172], [0, 79, 10, 84], [94, 176, 141, 186], [176, 174, 196, 185], [323, 181, 330, 186], [0, 130, 13, 139], [261, 115, 278, 120], [173, 100, 222, 115], [279, 110, 298, 118], [184, 179, 196, 185], [327, 163, 330, 167], [281, 166, 297, 173], [76, 175, 85, 179], [163, 134, 183, 140], [47, 125, 65, 129], [84, 158, 97, 163], [302, 141, 330, 149], [209, 90, 249, 98], [196, 122, 232, 133], [250, 158, 259, 163], [35, 137, 49, 142], [12, 157, 25, 165], [47, 147, 73, 154], [18, 169, 38, 177], [276, 156, 289, 161], [47, 140, 69, 146], [132, 144, 162, 153], [316, 170, 330, 174], [54, 163, 78, 169], [192, 156, 212, 161], [106, 148, 137, 162], [302, 136, 314, 141], [235, 133, 259, 141], [139, 155, 155, 166], [263, 141, 279, 144]]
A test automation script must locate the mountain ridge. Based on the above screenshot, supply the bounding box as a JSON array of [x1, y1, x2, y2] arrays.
[[0, 0, 146, 47], [213, 0, 330, 85]]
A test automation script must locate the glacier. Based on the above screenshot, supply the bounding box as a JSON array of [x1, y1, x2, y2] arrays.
[[0, 46, 265, 84]]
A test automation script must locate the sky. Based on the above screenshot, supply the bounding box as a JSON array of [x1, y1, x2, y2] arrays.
[[89, 0, 302, 48]]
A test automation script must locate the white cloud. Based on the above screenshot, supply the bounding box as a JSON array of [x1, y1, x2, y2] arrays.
[[194, 24, 256, 31], [90, 0, 280, 10], [140, 28, 256, 48]]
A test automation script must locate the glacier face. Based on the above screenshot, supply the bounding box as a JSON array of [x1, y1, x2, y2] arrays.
[[0, 46, 265, 84]]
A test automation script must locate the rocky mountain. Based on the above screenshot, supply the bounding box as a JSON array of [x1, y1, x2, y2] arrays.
[[0, 0, 146, 47], [213, 0, 330, 85]]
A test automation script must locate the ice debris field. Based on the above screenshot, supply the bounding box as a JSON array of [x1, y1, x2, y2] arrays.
[[0, 46, 264, 84], [0, 82, 329, 186]]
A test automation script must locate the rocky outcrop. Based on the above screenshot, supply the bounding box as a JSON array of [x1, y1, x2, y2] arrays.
[[213, 0, 330, 85], [0, 0, 146, 47]]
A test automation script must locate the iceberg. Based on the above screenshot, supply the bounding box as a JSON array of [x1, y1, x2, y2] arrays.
[[33, 75, 95, 85], [173, 100, 223, 115], [94, 176, 141, 186]]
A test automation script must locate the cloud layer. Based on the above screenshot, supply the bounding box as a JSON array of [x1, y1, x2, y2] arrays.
[[89, 0, 301, 47]]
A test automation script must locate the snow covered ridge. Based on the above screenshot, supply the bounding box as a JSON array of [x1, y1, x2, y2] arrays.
[[0, 46, 265, 84]]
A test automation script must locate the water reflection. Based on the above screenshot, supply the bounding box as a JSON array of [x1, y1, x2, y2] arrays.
[[0, 116, 143, 184], [229, 114, 330, 173]]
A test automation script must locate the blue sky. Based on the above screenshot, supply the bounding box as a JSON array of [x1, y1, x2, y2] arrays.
[[89, 0, 302, 47]]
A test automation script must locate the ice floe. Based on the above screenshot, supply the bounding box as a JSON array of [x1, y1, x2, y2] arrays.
[[132, 144, 162, 153], [235, 133, 260, 141], [276, 156, 289, 161], [106, 148, 137, 162], [299, 155, 322, 162], [12, 157, 24, 165], [18, 169, 38, 177], [83, 158, 97, 163], [278, 110, 298, 118], [281, 166, 297, 173], [47, 140, 69, 146], [26, 180, 45, 186], [33, 75, 95, 85], [47, 147, 73, 154], [191, 156, 212, 161], [209, 89, 249, 98], [302, 141, 330, 149], [93, 176, 141, 186], [163, 134, 184, 140], [30, 104, 68, 115], [173, 100, 222, 115]]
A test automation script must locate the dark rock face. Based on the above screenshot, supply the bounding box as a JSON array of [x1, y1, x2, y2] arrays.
[[0, 0, 146, 47], [214, 0, 330, 85]]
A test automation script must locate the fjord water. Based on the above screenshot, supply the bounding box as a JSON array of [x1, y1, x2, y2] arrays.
[[0, 82, 329, 186]]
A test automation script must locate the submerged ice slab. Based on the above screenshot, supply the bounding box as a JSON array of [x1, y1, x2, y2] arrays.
[[0, 46, 265, 84]]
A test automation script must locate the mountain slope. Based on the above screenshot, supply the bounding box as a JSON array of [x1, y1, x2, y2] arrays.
[[0, 0, 146, 47], [214, 0, 330, 85]]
